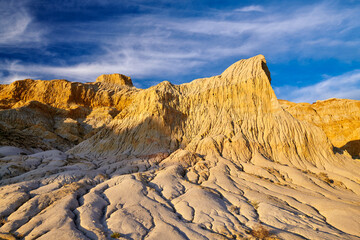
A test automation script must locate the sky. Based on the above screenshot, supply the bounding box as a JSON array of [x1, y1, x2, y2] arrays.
[[0, 0, 359, 103]]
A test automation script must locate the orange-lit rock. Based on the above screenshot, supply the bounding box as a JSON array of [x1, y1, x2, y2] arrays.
[[280, 98, 360, 159], [96, 73, 133, 87]]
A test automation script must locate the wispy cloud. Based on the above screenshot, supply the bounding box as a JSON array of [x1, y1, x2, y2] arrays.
[[0, 51, 203, 87], [235, 5, 264, 12], [0, 1, 45, 46], [0, 73, 34, 84], [274, 70, 360, 103], [0, 1, 360, 99], [165, 3, 359, 59]]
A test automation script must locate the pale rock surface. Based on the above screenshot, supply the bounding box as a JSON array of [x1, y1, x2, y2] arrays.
[[0, 55, 359, 240]]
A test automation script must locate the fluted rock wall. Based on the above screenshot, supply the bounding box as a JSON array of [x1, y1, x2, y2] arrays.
[[70, 55, 339, 172], [0, 55, 358, 167]]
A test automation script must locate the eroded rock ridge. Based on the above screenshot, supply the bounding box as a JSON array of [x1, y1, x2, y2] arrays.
[[0, 55, 359, 240]]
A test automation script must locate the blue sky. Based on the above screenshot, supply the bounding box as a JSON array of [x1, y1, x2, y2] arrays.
[[0, 0, 359, 103]]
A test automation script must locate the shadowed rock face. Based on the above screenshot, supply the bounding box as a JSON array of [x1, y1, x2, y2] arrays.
[[0, 55, 360, 240]]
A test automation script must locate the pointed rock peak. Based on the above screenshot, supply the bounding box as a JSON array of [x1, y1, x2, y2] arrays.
[[221, 54, 271, 83], [96, 73, 133, 87]]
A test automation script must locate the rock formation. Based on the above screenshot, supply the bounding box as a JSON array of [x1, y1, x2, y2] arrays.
[[96, 74, 133, 87], [0, 55, 359, 240], [280, 99, 360, 159]]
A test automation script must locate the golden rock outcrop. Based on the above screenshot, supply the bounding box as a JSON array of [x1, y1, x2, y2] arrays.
[[0, 55, 358, 165], [0, 75, 137, 150], [1, 55, 360, 239], [1, 55, 358, 166], [280, 99, 360, 159], [0, 78, 136, 110], [96, 73, 133, 87], [71, 55, 345, 171]]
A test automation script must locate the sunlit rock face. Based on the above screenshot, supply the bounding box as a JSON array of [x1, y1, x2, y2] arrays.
[[96, 73, 133, 87], [279, 98, 360, 159], [0, 55, 359, 240]]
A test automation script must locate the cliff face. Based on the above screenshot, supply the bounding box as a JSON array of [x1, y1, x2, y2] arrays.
[[0, 55, 360, 240]]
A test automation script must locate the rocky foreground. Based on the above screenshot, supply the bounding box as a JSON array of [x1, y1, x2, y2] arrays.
[[0, 55, 359, 240]]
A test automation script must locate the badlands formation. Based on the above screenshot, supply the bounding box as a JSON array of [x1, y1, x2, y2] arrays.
[[0, 55, 359, 240]]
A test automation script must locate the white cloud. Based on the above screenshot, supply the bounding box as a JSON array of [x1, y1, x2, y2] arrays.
[[235, 5, 265, 12], [274, 70, 360, 103]]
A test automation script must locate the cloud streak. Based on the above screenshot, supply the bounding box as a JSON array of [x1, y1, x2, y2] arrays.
[[235, 5, 264, 12], [274, 70, 360, 103], [0, 1, 45, 46]]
